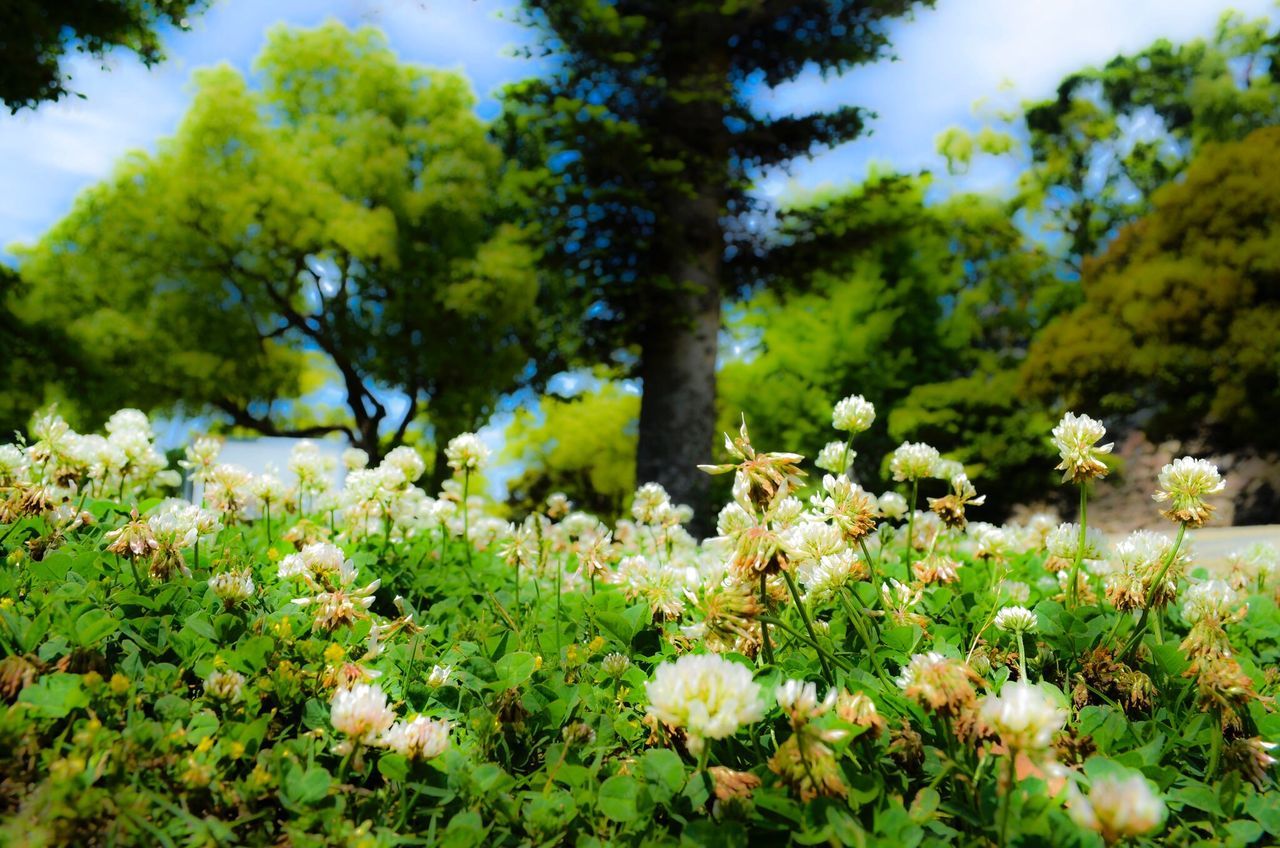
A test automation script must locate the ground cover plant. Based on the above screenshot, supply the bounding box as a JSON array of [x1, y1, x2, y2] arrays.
[[1, 403, 1278, 847]]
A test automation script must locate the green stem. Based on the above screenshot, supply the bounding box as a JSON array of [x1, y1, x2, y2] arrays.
[[1016, 631, 1027, 681], [838, 434, 855, 480], [858, 538, 880, 597], [1121, 522, 1187, 659], [1067, 485, 1088, 608], [998, 755, 1016, 847], [904, 479, 919, 569], [264, 501, 272, 547], [1207, 721, 1223, 778], [780, 569, 833, 684], [759, 572, 775, 666]]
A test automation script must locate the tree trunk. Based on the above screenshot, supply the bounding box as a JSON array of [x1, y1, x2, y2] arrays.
[[636, 192, 722, 534]]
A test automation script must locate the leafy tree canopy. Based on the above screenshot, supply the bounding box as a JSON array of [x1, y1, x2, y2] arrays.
[[14, 22, 541, 475], [1, 0, 207, 112], [1023, 126, 1280, 451]]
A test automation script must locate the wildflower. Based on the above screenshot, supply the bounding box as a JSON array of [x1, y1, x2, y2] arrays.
[[1190, 654, 1259, 733], [836, 691, 886, 737], [383, 445, 426, 485], [601, 653, 631, 678], [877, 491, 908, 521], [204, 464, 256, 523], [250, 471, 287, 509], [776, 679, 837, 724], [179, 436, 222, 484], [801, 550, 866, 605], [1223, 737, 1278, 789], [810, 475, 877, 543], [889, 442, 941, 482], [1153, 457, 1225, 527], [693, 578, 763, 654], [980, 682, 1066, 754], [896, 652, 980, 717], [880, 578, 929, 629], [1067, 773, 1166, 844], [289, 441, 335, 499], [209, 569, 255, 607], [782, 521, 845, 566], [104, 512, 158, 560], [381, 715, 451, 761], [204, 669, 246, 703], [699, 418, 805, 512], [292, 558, 380, 631], [544, 492, 572, 519], [770, 679, 847, 801], [645, 654, 765, 755], [814, 441, 851, 474], [912, 553, 962, 585], [445, 433, 490, 474], [1105, 530, 1187, 611], [832, 394, 875, 433], [426, 664, 452, 688], [342, 447, 369, 471], [928, 473, 985, 530], [1046, 522, 1105, 567], [278, 541, 346, 585], [1052, 412, 1112, 483], [993, 606, 1038, 634], [330, 683, 396, 750]]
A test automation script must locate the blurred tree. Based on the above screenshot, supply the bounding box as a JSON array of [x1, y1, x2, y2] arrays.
[[719, 173, 1063, 513], [0, 267, 86, 437], [504, 381, 639, 520], [14, 23, 540, 478], [938, 10, 1280, 273], [0, 0, 207, 112], [502, 0, 934, 519], [1023, 127, 1280, 453]]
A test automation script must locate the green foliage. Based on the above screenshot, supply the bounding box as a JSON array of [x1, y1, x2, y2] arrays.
[[13, 22, 540, 464], [1024, 126, 1280, 451], [719, 173, 1064, 513], [0, 0, 207, 112], [504, 382, 639, 520]]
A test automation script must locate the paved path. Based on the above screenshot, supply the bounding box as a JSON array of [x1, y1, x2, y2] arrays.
[[1188, 525, 1280, 567]]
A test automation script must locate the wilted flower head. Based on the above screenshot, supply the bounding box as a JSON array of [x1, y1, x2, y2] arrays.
[[928, 473, 985, 530], [645, 654, 764, 755], [381, 715, 450, 760], [896, 652, 980, 716], [811, 475, 877, 543], [832, 394, 875, 433], [330, 683, 396, 748], [699, 418, 805, 513], [836, 690, 886, 737], [105, 513, 158, 560], [1052, 412, 1112, 483], [890, 442, 941, 482], [993, 606, 1038, 635], [1153, 457, 1225, 527], [445, 433, 490, 474], [980, 681, 1066, 754], [776, 679, 837, 724], [1105, 529, 1188, 611], [1067, 772, 1166, 844]]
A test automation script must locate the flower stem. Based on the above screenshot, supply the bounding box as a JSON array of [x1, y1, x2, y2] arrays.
[[904, 479, 918, 569], [759, 572, 775, 666], [1121, 522, 1187, 659], [1067, 484, 1088, 608], [998, 755, 1016, 847], [1016, 631, 1027, 681], [781, 569, 833, 684]]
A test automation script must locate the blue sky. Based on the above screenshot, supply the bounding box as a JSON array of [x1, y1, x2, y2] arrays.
[[1, 0, 1273, 256]]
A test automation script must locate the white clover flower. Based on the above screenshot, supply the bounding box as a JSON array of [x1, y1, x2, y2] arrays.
[[815, 441, 851, 474], [979, 681, 1066, 754], [278, 541, 346, 583], [1046, 522, 1106, 561], [1181, 579, 1240, 625], [0, 444, 28, 483], [890, 442, 940, 482], [445, 433, 490, 474], [631, 482, 672, 524], [1153, 457, 1226, 527], [342, 447, 370, 471], [877, 491, 908, 521], [289, 441, 336, 496], [782, 521, 845, 565], [832, 394, 875, 433], [933, 458, 965, 482], [426, 664, 453, 688], [204, 669, 246, 703], [209, 569, 255, 606], [330, 683, 396, 747], [1052, 412, 1113, 483], [993, 605, 1038, 634], [381, 715, 451, 760], [800, 549, 862, 606], [383, 445, 426, 484], [601, 653, 631, 678], [645, 654, 765, 754], [776, 679, 837, 722], [250, 471, 288, 506], [1068, 773, 1166, 843]]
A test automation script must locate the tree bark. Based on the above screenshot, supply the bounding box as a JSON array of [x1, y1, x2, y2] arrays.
[[636, 189, 723, 534]]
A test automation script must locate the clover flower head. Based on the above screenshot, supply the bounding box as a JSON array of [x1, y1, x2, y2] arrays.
[[645, 654, 764, 754], [993, 605, 1038, 634], [832, 394, 875, 433], [445, 433, 490, 474], [330, 683, 396, 747], [1153, 457, 1225, 527], [1052, 412, 1112, 483], [979, 681, 1065, 753], [204, 669, 246, 703], [381, 715, 450, 760], [1067, 773, 1166, 844], [890, 442, 940, 482]]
